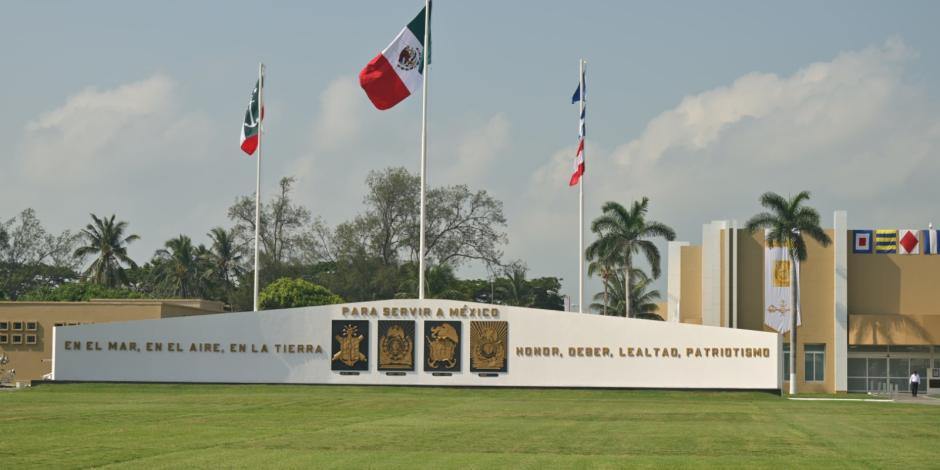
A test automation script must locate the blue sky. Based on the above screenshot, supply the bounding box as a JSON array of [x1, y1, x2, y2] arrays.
[[4, 1, 940, 303]]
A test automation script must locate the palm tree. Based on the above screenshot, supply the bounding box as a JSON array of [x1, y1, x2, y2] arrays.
[[586, 198, 675, 317], [496, 262, 533, 307], [205, 227, 244, 304], [153, 235, 198, 298], [591, 268, 662, 319], [746, 191, 831, 395], [587, 259, 615, 315], [73, 214, 140, 287]]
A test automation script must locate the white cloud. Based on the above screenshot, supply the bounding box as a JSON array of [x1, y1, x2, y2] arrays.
[[311, 76, 368, 151], [6, 75, 223, 265], [21, 76, 177, 181], [517, 38, 940, 298], [444, 113, 510, 184]]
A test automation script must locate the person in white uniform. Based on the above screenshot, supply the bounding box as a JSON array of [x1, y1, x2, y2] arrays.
[[910, 371, 921, 397]]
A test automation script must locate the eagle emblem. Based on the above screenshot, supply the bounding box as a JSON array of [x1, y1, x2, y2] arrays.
[[426, 323, 459, 369], [379, 324, 413, 369], [332, 324, 367, 367], [397, 45, 421, 71]]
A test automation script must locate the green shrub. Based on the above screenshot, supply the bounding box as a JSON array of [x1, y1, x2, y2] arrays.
[[21, 283, 149, 301], [259, 278, 343, 310]]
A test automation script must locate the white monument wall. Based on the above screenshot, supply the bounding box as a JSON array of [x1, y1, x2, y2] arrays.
[[53, 299, 780, 389]]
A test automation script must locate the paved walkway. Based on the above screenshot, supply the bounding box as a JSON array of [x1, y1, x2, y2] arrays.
[[892, 395, 940, 405], [788, 395, 940, 405]]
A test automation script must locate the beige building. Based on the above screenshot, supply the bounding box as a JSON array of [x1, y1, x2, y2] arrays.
[[668, 212, 940, 393], [0, 299, 224, 384]]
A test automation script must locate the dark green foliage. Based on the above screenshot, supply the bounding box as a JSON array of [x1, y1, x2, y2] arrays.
[[586, 198, 675, 317], [745, 191, 832, 262], [73, 214, 140, 288], [22, 283, 149, 301], [259, 277, 343, 310]]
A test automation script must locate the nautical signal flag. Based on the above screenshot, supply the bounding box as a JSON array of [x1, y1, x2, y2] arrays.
[[569, 139, 585, 186], [853, 230, 873, 253], [359, 4, 430, 110], [898, 229, 920, 255], [569, 73, 586, 187], [240, 79, 263, 155], [923, 230, 939, 255], [874, 229, 898, 254]]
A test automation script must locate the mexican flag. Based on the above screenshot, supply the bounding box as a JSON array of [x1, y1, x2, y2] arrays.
[[359, 5, 430, 110], [240, 79, 262, 155]]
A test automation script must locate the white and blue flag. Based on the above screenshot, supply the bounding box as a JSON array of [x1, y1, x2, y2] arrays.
[[924, 229, 939, 254]]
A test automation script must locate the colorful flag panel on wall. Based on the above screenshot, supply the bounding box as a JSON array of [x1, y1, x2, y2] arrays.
[[852, 230, 873, 254], [874, 229, 898, 254], [924, 230, 939, 255], [898, 229, 920, 255]]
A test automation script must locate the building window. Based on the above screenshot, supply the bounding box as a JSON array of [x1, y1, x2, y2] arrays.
[[783, 343, 790, 379], [26, 334, 37, 345], [0, 321, 8, 330], [0, 334, 7, 344], [11, 334, 23, 344], [25, 321, 37, 331], [54, 322, 66, 327], [805, 344, 825, 382], [12, 321, 23, 331]]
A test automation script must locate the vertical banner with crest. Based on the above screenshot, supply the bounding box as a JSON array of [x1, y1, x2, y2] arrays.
[[764, 233, 801, 333]]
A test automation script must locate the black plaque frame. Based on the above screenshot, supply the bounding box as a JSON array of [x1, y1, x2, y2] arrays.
[[423, 320, 462, 373], [469, 320, 509, 373], [377, 320, 416, 371], [331, 320, 369, 371]]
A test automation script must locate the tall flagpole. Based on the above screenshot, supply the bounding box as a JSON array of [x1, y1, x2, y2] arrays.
[[578, 59, 585, 313], [253, 62, 264, 312], [418, 0, 430, 300]]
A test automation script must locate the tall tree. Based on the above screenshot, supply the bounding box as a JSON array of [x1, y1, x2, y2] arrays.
[[591, 268, 662, 319], [0, 209, 82, 299], [364, 167, 419, 266], [205, 227, 244, 303], [586, 198, 675, 317], [342, 167, 507, 270], [746, 191, 831, 395], [73, 214, 139, 288], [152, 235, 200, 298], [228, 177, 319, 271], [587, 258, 616, 315], [495, 261, 533, 307]]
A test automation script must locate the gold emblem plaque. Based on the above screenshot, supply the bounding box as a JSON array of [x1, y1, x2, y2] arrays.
[[378, 321, 415, 371], [470, 321, 508, 373], [424, 321, 461, 372], [331, 320, 368, 371]]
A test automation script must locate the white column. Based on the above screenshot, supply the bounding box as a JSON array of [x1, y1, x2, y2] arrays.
[[731, 220, 739, 329], [701, 221, 726, 327], [833, 210, 848, 392], [667, 241, 689, 323]]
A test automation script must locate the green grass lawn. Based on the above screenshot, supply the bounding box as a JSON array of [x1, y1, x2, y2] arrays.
[[1, 384, 936, 469]]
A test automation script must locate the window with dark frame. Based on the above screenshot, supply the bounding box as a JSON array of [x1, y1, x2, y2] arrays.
[[0, 321, 8, 330], [804, 344, 826, 382], [12, 334, 23, 344], [0, 334, 7, 344], [12, 321, 23, 331], [26, 334, 37, 345], [26, 321, 37, 331]]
